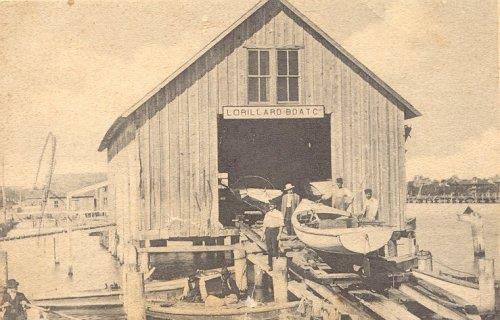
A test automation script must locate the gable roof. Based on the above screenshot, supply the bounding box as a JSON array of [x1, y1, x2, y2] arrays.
[[99, 0, 421, 152]]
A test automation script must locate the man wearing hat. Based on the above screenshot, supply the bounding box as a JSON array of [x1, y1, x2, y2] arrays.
[[181, 271, 202, 302], [322, 178, 353, 211], [0, 279, 30, 320], [281, 183, 300, 235], [361, 189, 379, 221]]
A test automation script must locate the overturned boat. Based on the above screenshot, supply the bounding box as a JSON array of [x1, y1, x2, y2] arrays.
[[292, 199, 395, 255]]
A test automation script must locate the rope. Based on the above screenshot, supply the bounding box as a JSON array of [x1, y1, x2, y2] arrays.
[[432, 257, 476, 277]]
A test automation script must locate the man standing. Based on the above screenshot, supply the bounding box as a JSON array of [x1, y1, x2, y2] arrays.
[[262, 203, 284, 271], [0, 279, 30, 320], [322, 178, 353, 210], [362, 189, 379, 221], [281, 183, 300, 235]]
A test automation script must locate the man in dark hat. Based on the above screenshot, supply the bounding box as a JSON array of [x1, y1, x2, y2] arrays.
[[0, 279, 30, 320], [181, 271, 202, 302], [280, 183, 300, 235]]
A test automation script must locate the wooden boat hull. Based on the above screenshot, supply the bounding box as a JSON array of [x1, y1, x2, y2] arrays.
[[146, 301, 300, 320], [292, 208, 394, 254]]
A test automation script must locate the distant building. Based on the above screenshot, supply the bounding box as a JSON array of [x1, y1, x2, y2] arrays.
[[19, 190, 66, 215], [66, 180, 109, 217]]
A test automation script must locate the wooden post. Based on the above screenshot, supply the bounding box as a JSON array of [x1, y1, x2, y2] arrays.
[[139, 252, 149, 273], [233, 245, 247, 292], [417, 250, 433, 272], [457, 207, 485, 259], [108, 228, 117, 257], [53, 236, 59, 265], [478, 258, 495, 314], [253, 264, 264, 302], [124, 265, 146, 320], [123, 244, 146, 320], [0, 251, 7, 291], [272, 257, 288, 303], [253, 265, 263, 287]]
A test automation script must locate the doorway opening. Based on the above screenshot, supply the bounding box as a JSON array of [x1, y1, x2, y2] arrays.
[[217, 116, 331, 225]]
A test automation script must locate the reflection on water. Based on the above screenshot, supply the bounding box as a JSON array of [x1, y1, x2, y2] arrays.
[[0, 221, 123, 297], [1, 204, 498, 319]]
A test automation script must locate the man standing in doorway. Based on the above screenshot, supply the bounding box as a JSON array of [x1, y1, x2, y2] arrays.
[[322, 178, 353, 211], [262, 203, 284, 271], [362, 189, 379, 221], [281, 183, 300, 235]]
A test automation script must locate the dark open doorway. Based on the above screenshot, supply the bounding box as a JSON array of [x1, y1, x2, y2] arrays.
[[217, 116, 331, 225]]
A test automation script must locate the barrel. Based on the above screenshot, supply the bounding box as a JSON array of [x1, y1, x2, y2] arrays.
[[416, 250, 433, 272]]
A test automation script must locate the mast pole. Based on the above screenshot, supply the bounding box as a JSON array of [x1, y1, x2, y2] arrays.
[[1, 155, 6, 223]]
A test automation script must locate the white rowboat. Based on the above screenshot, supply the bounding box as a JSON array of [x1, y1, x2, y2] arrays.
[[292, 199, 394, 254]]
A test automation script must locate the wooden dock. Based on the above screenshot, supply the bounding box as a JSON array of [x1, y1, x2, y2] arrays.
[[238, 223, 488, 320], [0, 221, 116, 242]]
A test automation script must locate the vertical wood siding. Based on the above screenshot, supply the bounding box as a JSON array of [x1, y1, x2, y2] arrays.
[[107, 1, 409, 242]]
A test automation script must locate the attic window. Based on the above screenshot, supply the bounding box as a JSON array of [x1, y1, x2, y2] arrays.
[[247, 48, 301, 104], [248, 50, 270, 102], [277, 50, 299, 102]]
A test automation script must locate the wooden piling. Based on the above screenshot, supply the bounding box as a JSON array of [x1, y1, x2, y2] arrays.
[[417, 250, 433, 272], [478, 258, 495, 314], [108, 228, 117, 257], [53, 236, 59, 265], [470, 218, 485, 259], [139, 242, 149, 274], [272, 257, 288, 303], [0, 251, 7, 290], [124, 265, 146, 320], [253, 264, 264, 302], [233, 245, 247, 292], [123, 244, 146, 320]]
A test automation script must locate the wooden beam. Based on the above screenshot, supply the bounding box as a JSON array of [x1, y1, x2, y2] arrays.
[[399, 284, 469, 320], [137, 245, 234, 254], [350, 289, 419, 320]]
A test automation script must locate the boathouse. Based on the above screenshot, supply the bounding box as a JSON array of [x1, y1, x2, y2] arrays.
[[98, 0, 421, 261]]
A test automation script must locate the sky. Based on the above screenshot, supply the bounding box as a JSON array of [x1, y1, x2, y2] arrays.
[[0, 0, 498, 187]]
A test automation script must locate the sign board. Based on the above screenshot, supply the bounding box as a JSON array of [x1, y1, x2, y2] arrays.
[[223, 105, 325, 119]]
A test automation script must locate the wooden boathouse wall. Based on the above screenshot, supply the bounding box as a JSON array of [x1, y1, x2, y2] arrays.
[[102, 0, 414, 259]]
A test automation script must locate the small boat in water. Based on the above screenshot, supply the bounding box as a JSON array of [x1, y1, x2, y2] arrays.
[[147, 301, 300, 320], [292, 199, 395, 254]]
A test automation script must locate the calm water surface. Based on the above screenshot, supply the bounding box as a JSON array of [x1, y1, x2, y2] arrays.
[[407, 203, 499, 279], [1, 203, 498, 319]]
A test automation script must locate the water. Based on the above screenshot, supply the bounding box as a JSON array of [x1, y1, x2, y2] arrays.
[[0, 204, 498, 319], [407, 203, 500, 279], [0, 221, 124, 319]]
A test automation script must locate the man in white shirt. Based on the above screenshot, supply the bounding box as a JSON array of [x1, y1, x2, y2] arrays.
[[362, 189, 379, 221], [322, 177, 353, 210], [262, 203, 284, 271]]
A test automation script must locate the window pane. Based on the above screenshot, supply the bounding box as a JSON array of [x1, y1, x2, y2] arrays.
[[277, 77, 288, 101], [248, 77, 259, 102], [289, 51, 299, 75], [259, 51, 269, 75], [289, 77, 299, 101], [260, 78, 269, 102], [248, 51, 258, 75], [277, 50, 288, 75]]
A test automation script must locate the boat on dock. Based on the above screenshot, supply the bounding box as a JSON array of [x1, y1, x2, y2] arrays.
[[292, 199, 395, 254]]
